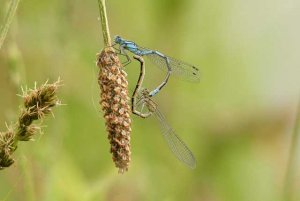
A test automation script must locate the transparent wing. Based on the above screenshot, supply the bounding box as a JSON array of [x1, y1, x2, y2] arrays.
[[134, 97, 152, 115], [149, 99, 196, 168], [134, 90, 196, 168], [146, 53, 200, 82]]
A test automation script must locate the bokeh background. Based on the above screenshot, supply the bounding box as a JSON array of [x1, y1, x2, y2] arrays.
[[0, 0, 299, 200]]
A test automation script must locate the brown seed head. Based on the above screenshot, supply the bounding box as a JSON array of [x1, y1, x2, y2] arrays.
[[0, 79, 61, 170], [97, 47, 131, 173], [0, 130, 16, 169], [17, 79, 61, 141]]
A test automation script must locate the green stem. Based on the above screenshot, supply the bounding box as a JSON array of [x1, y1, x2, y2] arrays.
[[0, 0, 20, 50], [97, 0, 112, 47], [284, 95, 300, 201]]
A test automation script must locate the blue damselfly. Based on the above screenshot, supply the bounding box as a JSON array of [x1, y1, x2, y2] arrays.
[[114, 36, 200, 97]]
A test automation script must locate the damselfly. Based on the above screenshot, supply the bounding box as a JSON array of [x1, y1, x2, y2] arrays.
[[114, 36, 200, 97], [131, 55, 196, 168]]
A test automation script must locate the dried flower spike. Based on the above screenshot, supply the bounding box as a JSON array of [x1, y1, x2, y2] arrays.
[[0, 129, 16, 169], [97, 47, 131, 173], [0, 79, 61, 170], [17, 79, 61, 141]]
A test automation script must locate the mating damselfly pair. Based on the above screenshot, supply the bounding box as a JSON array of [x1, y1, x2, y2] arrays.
[[113, 36, 199, 168]]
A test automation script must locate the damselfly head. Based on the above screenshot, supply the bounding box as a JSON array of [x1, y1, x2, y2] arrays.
[[114, 35, 122, 44], [136, 88, 150, 102], [141, 88, 150, 97]]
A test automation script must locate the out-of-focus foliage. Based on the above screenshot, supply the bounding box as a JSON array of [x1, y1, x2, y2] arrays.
[[0, 0, 299, 200]]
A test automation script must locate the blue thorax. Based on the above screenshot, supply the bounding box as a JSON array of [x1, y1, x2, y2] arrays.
[[114, 35, 152, 56]]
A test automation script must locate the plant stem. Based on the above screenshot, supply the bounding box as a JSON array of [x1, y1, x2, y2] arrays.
[[0, 0, 20, 50], [97, 0, 112, 47], [284, 95, 300, 201]]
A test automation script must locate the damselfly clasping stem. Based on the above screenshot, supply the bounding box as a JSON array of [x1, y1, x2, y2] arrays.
[[97, 47, 132, 173]]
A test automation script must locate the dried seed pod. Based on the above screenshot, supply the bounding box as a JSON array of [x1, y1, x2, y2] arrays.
[[17, 79, 61, 141], [97, 47, 131, 173], [0, 130, 16, 169], [0, 79, 61, 170]]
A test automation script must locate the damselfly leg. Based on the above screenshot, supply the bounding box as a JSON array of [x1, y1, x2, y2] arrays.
[[110, 44, 132, 67]]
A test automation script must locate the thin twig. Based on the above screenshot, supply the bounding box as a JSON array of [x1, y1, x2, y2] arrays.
[[0, 0, 20, 50], [97, 0, 112, 47], [284, 95, 300, 201]]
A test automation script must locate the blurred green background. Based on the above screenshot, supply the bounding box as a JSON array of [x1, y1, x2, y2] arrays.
[[0, 0, 299, 200]]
